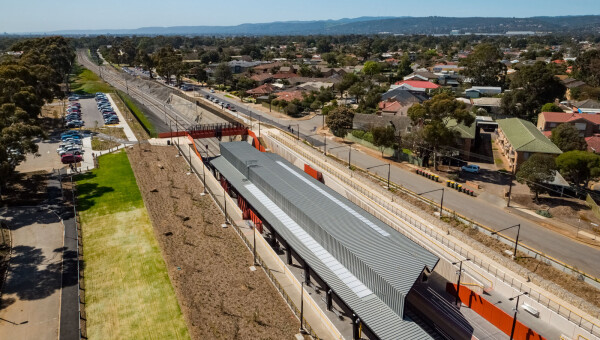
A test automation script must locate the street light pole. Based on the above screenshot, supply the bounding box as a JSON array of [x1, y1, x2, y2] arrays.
[[417, 188, 445, 219], [492, 224, 521, 258], [324, 136, 327, 155], [367, 163, 391, 189], [509, 292, 528, 340], [452, 258, 471, 307]]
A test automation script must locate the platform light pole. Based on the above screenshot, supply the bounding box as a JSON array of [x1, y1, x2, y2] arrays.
[[492, 224, 521, 259], [509, 292, 528, 340], [452, 258, 470, 307], [299, 270, 306, 334], [367, 163, 391, 189], [417, 188, 445, 219]]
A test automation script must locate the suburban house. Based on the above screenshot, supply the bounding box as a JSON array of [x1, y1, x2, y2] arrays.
[[403, 71, 438, 82], [571, 99, 600, 114], [496, 118, 562, 169], [246, 83, 278, 98], [392, 80, 440, 93], [252, 61, 284, 74], [446, 118, 477, 158], [227, 60, 264, 74], [378, 88, 429, 116], [537, 111, 600, 141], [250, 73, 274, 85], [275, 89, 306, 102], [472, 97, 502, 115], [464, 86, 502, 98]]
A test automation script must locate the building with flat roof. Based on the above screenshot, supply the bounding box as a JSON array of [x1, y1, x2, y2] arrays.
[[209, 142, 440, 339]]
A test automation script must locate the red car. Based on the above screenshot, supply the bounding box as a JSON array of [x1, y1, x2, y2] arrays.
[[61, 153, 83, 164]]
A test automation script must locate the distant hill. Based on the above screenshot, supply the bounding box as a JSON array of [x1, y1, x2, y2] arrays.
[[46, 15, 600, 36]]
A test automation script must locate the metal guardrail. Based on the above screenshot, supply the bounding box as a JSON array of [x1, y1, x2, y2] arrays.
[[270, 133, 600, 337], [175, 142, 322, 340]]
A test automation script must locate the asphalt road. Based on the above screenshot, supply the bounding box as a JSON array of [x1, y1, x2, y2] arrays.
[[79, 98, 104, 128], [201, 88, 600, 278], [77, 50, 600, 278]]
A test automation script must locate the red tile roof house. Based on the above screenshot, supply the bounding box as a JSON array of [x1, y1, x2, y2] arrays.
[[250, 73, 274, 85], [275, 90, 306, 102], [392, 80, 440, 93], [537, 111, 600, 139], [378, 100, 405, 115], [585, 135, 600, 153], [246, 84, 278, 98]]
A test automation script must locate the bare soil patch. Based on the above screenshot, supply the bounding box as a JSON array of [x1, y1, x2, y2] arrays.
[[127, 144, 300, 340]]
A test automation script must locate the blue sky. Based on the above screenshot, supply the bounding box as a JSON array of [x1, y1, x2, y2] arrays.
[[1, 0, 599, 33]]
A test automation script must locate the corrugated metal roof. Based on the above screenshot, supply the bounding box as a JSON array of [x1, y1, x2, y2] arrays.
[[210, 142, 438, 339], [497, 118, 563, 154]]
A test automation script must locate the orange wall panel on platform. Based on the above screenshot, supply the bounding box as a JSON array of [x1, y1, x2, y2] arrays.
[[447, 283, 545, 340]]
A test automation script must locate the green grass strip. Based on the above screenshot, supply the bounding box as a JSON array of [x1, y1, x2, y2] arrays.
[[116, 90, 158, 137], [75, 151, 189, 339], [70, 64, 113, 94]]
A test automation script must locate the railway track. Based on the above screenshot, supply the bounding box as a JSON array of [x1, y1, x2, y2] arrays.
[[77, 50, 224, 157]]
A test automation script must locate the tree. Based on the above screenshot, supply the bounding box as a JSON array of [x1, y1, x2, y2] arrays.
[[326, 106, 354, 137], [348, 83, 366, 105], [460, 43, 506, 86], [574, 49, 600, 87], [516, 154, 557, 200], [284, 103, 300, 116], [371, 126, 396, 157], [362, 61, 381, 77], [407, 93, 474, 169], [550, 124, 587, 152], [0, 37, 73, 192], [556, 150, 600, 188], [396, 55, 413, 79], [214, 62, 233, 86], [540, 102, 562, 112], [500, 61, 566, 120], [154, 45, 186, 85]]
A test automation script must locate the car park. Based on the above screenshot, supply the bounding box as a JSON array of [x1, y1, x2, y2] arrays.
[[461, 164, 480, 173]]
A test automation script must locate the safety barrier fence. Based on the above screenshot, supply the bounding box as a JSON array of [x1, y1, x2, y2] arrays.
[[269, 132, 600, 337], [175, 142, 324, 340]]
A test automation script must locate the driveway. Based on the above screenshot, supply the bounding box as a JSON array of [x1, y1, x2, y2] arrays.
[[0, 206, 71, 340]]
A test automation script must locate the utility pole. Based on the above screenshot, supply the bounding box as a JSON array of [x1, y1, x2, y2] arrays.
[[507, 164, 515, 207], [348, 145, 352, 169], [324, 136, 327, 155]]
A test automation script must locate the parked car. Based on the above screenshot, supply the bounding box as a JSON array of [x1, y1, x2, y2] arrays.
[[61, 153, 83, 164], [61, 131, 81, 138], [58, 146, 83, 156], [104, 118, 119, 124], [68, 96, 79, 101], [210, 89, 215, 93], [461, 164, 480, 174], [66, 121, 84, 128]]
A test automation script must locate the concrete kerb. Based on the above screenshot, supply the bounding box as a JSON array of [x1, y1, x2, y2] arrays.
[[265, 130, 600, 339], [175, 141, 342, 340]]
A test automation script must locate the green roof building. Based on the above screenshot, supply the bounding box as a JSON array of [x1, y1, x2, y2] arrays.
[[496, 118, 562, 169]]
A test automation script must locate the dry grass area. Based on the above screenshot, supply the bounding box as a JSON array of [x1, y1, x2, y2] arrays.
[[127, 144, 301, 340], [91, 137, 120, 151], [88, 126, 127, 140]]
